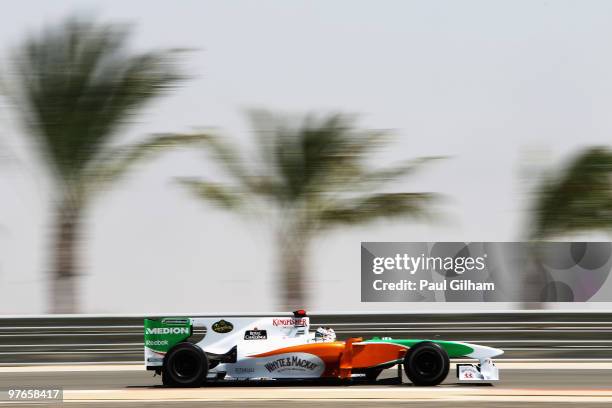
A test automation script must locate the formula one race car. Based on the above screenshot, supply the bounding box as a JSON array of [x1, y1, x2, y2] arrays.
[[144, 310, 503, 387]]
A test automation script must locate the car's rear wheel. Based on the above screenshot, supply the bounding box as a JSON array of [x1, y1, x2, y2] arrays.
[[403, 342, 449, 386], [161, 370, 175, 386], [163, 343, 209, 387]]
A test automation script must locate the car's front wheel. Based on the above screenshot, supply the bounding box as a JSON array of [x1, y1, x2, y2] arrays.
[[163, 343, 209, 387], [403, 341, 449, 386]]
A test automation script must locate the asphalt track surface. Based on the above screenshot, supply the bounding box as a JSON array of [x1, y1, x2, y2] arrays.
[[1, 362, 612, 407]]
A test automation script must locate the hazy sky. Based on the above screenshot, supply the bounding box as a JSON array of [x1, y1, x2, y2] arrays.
[[2, 0, 612, 314]]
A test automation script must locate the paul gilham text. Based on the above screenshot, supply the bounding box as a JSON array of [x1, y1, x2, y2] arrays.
[[373, 279, 495, 292]]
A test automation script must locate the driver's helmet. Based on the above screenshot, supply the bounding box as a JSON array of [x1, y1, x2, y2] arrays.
[[314, 327, 336, 342]]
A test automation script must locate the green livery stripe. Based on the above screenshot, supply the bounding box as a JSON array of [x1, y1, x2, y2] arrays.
[[364, 338, 474, 358]]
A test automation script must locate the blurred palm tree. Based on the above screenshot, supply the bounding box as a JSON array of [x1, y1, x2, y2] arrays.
[[5, 18, 205, 313], [180, 111, 441, 309], [532, 147, 612, 239]]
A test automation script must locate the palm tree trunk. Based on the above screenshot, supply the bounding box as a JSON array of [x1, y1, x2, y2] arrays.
[[278, 225, 310, 311], [521, 242, 548, 309], [50, 199, 81, 314]]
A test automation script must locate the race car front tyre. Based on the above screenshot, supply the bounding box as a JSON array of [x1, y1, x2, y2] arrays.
[[163, 342, 209, 387], [403, 341, 449, 386]]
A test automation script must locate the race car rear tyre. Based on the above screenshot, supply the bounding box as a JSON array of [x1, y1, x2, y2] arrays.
[[161, 371, 176, 387], [403, 341, 449, 386], [163, 343, 209, 387]]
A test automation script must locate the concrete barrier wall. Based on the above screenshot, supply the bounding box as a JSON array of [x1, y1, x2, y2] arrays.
[[1, 311, 611, 365]]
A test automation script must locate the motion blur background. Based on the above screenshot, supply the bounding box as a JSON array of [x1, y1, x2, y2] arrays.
[[2, 0, 612, 314]]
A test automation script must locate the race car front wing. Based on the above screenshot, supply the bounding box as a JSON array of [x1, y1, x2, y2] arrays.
[[456, 359, 499, 382]]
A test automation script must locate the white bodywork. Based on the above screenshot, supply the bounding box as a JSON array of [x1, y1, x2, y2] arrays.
[[188, 316, 324, 379]]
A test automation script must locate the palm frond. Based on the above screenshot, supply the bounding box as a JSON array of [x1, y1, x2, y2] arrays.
[[318, 192, 435, 227], [178, 178, 245, 210], [532, 147, 612, 239], [10, 17, 186, 180], [192, 111, 443, 231], [331, 156, 445, 193], [82, 133, 211, 193], [268, 113, 390, 201], [361, 156, 444, 184], [200, 134, 281, 199]]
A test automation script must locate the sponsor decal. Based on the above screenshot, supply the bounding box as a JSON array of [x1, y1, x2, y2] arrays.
[[235, 367, 255, 373], [144, 319, 190, 355], [272, 318, 307, 327], [145, 327, 189, 335], [264, 355, 319, 373], [145, 339, 169, 346], [244, 329, 267, 340], [458, 364, 482, 381], [212, 319, 234, 333]]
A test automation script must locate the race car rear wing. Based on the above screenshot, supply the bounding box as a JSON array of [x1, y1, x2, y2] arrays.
[[144, 318, 192, 368]]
